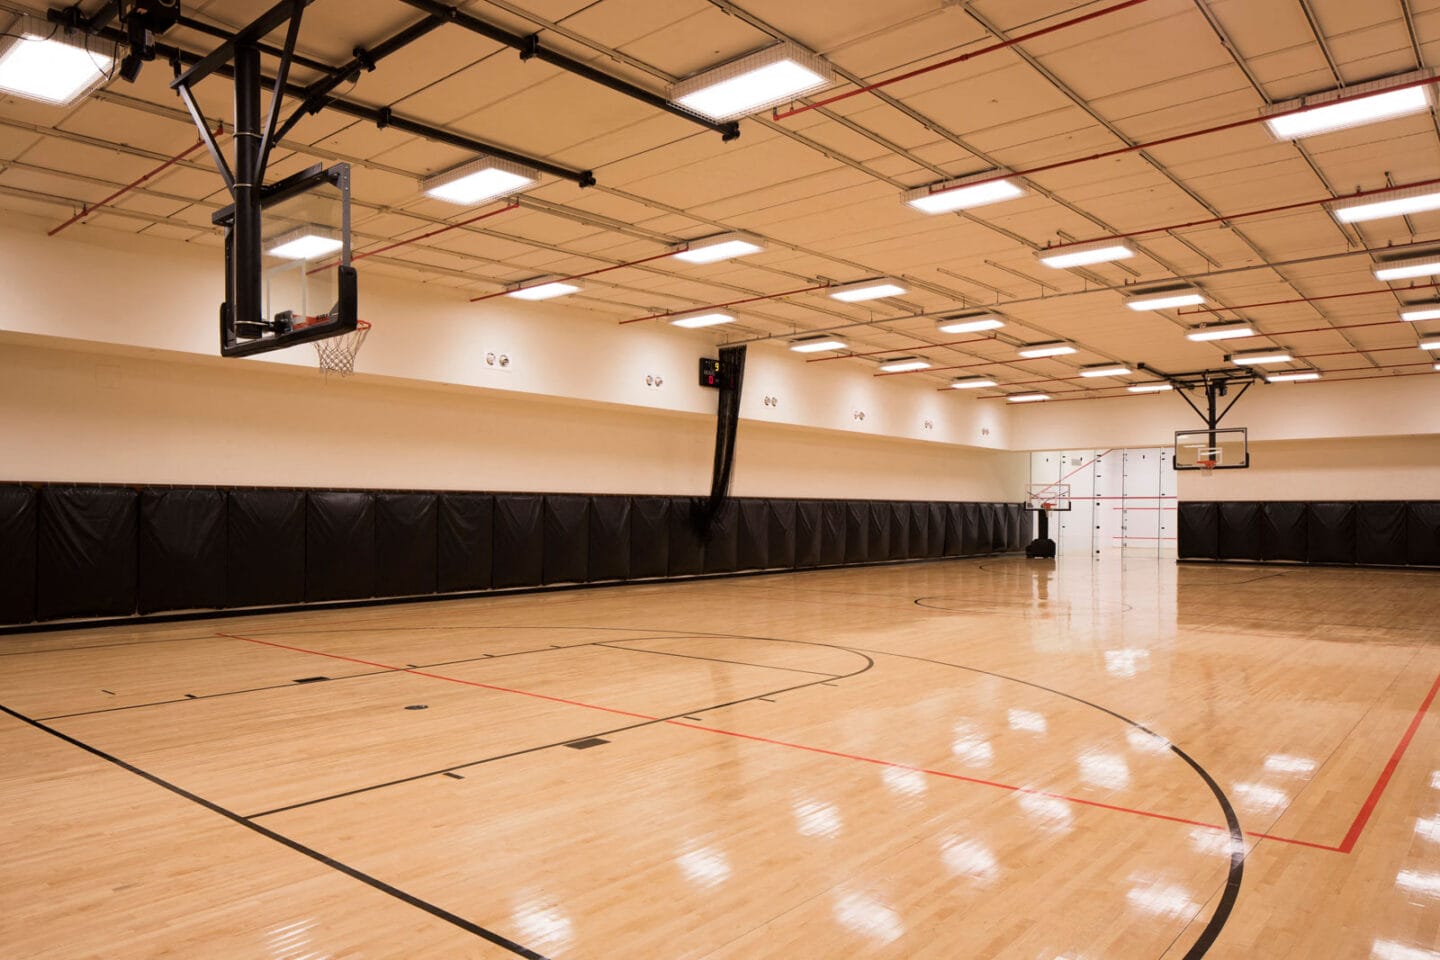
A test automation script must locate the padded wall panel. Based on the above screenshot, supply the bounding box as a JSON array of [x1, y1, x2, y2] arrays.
[[305, 491, 375, 602], [1009, 504, 1026, 550], [795, 501, 823, 568], [907, 503, 929, 559], [0, 485, 38, 624], [629, 497, 669, 579], [227, 489, 305, 607], [867, 502, 891, 562], [37, 486, 137, 620], [1261, 502, 1307, 562], [375, 493, 437, 597], [1217, 502, 1262, 562], [942, 504, 964, 557], [767, 500, 797, 569], [963, 504, 984, 555], [738, 500, 770, 570], [437, 493, 492, 593], [588, 496, 631, 582], [493, 495, 544, 588], [1356, 502, 1407, 566], [888, 502, 909, 560], [926, 504, 945, 558], [819, 501, 847, 566], [703, 502, 739, 574], [1307, 502, 1356, 564], [543, 495, 590, 585], [1408, 502, 1440, 566], [138, 489, 226, 613], [667, 498, 705, 577], [985, 504, 1004, 554], [1177, 502, 1219, 560], [845, 501, 870, 564]]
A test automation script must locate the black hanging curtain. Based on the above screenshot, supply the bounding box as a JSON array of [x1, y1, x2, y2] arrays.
[[693, 344, 747, 538]]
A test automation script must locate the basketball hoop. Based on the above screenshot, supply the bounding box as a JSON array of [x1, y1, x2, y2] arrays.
[[307, 318, 370, 377], [1041, 501, 1055, 511], [1199, 458, 1217, 476]]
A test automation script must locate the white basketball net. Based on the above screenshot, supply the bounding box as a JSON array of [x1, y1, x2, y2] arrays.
[[313, 319, 370, 377]]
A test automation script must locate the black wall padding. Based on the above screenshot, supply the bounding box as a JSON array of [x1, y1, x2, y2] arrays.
[[926, 504, 946, 558], [1261, 502, 1307, 562], [1217, 501, 1262, 562], [888, 502, 910, 560], [437, 493, 492, 593], [845, 501, 870, 564], [542, 495, 590, 585], [1356, 502, 1407, 566], [306, 491, 376, 602], [1177, 502, 1219, 560], [867, 502, 891, 561], [907, 502, 929, 558], [666, 498, 705, 576], [1307, 502, 1356, 564], [37, 486, 138, 620], [588, 496, 631, 582], [819, 500, 847, 566], [767, 500, 797, 569], [227, 489, 305, 607], [942, 503, 965, 557], [493, 495, 544, 588], [795, 500, 823, 568], [1408, 502, 1440, 566], [0, 485, 38, 624], [629, 497, 670, 579], [375, 493, 437, 597], [963, 504, 985, 555], [738, 500, 770, 570], [985, 504, 1004, 555], [704, 501, 739, 574], [138, 489, 226, 614]]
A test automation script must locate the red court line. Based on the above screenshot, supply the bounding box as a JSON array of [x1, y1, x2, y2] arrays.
[[1338, 669, 1440, 853]]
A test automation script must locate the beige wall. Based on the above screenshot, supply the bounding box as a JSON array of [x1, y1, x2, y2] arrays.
[[1177, 436, 1440, 501]]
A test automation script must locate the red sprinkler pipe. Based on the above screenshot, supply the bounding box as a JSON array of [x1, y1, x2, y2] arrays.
[[471, 247, 681, 303], [619, 283, 834, 324], [1179, 282, 1440, 316], [307, 201, 520, 276], [773, 0, 1156, 120], [805, 334, 999, 362], [47, 123, 225, 237]]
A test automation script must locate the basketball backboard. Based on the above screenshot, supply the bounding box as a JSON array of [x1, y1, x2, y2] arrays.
[[1174, 427, 1249, 470], [1025, 482, 1073, 511]]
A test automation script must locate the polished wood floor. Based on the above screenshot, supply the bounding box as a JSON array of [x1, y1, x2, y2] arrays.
[[1, 556, 1437, 959]]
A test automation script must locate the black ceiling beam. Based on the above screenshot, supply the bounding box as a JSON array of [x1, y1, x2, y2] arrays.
[[175, 14, 333, 74], [171, 0, 316, 89], [395, 0, 741, 142]]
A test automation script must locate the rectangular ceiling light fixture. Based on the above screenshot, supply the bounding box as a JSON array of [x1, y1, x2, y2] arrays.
[[265, 227, 344, 261], [1124, 286, 1206, 311], [0, 18, 113, 105], [789, 336, 846, 353], [828, 278, 907, 302], [903, 169, 1025, 214], [670, 311, 736, 329], [1266, 371, 1321, 382], [1018, 341, 1077, 358], [936, 313, 1004, 334], [1263, 72, 1434, 140], [1421, 337, 1440, 350], [669, 43, 836, 121], [506, 276, 582, 300], [671, 232, 765, 264], [951, 376, 998, 389], [1400, 303, 1440, 322], [878, 357, 931, 373], [1127, 382, 1173, 393], [1079, 363, 1131, 378], [1374, 253, 1440, 281], [1186, 322, 1254, 341], [1231, 350, 1293, 365], [1331, 184, 1440, 224], [1038, 239, 1137, 269], [1007, 393, 1050, 403], [422, 156, 538, 205]]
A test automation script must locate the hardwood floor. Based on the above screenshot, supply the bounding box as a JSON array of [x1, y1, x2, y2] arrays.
[[2, 556, 1437, 959]]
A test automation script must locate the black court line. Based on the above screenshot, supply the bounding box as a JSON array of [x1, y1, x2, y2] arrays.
[[595, 642, 842, 678], [0, 702, 550, 960], [0, 632, 228, 657]]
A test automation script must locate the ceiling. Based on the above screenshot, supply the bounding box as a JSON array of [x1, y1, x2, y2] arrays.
[[4, 0, 1440, 401]]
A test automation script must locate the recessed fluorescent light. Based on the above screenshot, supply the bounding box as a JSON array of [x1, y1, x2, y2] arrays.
[[951, 377, 998, 389], [0, 19, 113, 106], [1187, 322, 1255, 341], [903, 170, 1025, 214], [878, 358, 931, 373], [1079, 363, 1131, 378], [1421, 338, 1440, 350], [1007, 393, 1050, 403], [422, 156, 538, 205], [1263, 73, 1434, 140], [506, 276, 581, 300], [1375, 254, 1440, 281], [1232, 350, 1293, 365], [1434, 362, 1440, 371], [265, 227, 344, 261], [669, 43, 835, 121], [1266, 371, 1321, 382], [670, 311, 736, 328], [1400, 305, 1440, 322], [789, 337, 846, 353], [672, 232, 765, 264], [1038, 239, 1137, 269], [1331, 185, 1440, 223], [1127, 383, 1173, 393], [828, 278, 907, 302], [1018, 341, 1076, 358], [1125, 287, 1206, 311], [936, 313, 1004, 334]]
